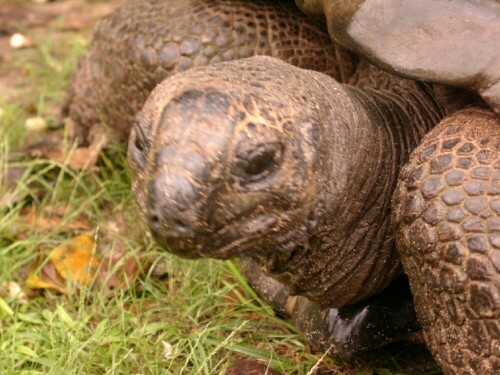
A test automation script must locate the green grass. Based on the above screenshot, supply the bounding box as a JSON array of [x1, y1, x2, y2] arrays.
[[0, 16, 337, 373], [0, 136, 325, 373], [0, 150, 342, 374], [0, 3, 439, 374]]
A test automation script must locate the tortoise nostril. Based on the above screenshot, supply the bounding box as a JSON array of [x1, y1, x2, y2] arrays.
[[173, 219, 188, 231], [150, 214, 160, 225], [147, 175, 198, 238], [148, 209, 195, 239], [134, 137, 144, 152]]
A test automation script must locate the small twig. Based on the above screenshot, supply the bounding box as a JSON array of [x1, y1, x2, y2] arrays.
[[306, 344, 335, 375]]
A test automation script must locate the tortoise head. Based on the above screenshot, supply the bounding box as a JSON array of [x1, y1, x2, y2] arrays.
[[128, 57, 329, 259]]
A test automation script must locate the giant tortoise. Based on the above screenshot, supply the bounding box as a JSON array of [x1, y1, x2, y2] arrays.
[[65, 0, 500, 374]]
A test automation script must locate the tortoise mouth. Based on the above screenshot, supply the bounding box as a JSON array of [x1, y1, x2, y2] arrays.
[[208, 212, 280, 258], [150, 231, 201, 259], [151, 211, 281, 260], [148, 189, 282, 259]]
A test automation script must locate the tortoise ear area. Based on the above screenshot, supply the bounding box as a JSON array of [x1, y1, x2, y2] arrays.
[[292, 118, 322, 166], [128, 117, 149, 170], [131, 122, 145, 152]]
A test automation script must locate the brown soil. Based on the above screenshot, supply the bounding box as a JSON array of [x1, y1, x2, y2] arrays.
[[0, 0, 122, 103]]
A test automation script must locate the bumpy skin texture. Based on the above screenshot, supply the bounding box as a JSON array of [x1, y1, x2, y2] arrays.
[[129, 56, 447, 308], [296, 0, 500, 113], [64, 0, 356, 145], [393, 107, 500, 374]]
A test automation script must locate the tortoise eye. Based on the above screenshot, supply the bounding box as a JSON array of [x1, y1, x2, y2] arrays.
[[242, 143, 283, 180], [133, 122, 146, 152], [134, 135, 144, 152]]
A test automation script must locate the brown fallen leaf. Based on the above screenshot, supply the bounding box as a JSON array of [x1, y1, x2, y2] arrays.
[[27, 143, 103, 171], [26, 258, 67, 294], [0, 165, 29, 208], [24, 122, 108, 171], [0, 3, 55, 34], [49, 232, 98, 285], [15, 204, 92, 236], [226, 360, 284, 375], [97, 252, 142, 294], [61, 13, 89, 31]]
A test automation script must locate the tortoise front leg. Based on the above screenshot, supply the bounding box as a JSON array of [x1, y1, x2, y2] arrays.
[[393, 107, 500, 374], [241, 257, 420, 360]]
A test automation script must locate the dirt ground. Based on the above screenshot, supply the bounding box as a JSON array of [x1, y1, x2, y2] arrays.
[[0, 0, 121, 104]]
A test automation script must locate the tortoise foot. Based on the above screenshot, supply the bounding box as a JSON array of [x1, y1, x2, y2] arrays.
[[394, 107, 500, 374], [241, 257, 420, 360]]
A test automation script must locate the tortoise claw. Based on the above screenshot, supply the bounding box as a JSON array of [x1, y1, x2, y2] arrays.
[[241, 257, 420, 360]]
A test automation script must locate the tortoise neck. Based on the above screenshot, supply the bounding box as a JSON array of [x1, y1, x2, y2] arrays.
[[261, 77, 447, 308], [318, 81, 447, 306]]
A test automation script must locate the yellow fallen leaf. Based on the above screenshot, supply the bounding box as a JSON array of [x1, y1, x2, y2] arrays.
[[49, 232, 98, 285], [25, 271, 65, 293], [26, 232, 99, 292]]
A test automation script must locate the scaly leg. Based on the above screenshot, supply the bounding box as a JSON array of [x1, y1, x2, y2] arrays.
[[393, 107, 500, 374]]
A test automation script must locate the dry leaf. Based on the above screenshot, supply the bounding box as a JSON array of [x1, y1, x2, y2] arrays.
[[26, 129, 107, 171], [97, 254, 141, 293], [62, 13, 88, 31], [49, 233, 98, 285], [25, 230, 153, 296], [28, 145, 101, 171], [0, 281, 28, 304], [26, 232, 99, 293], [93, 216, 157, 294], [0, 166, 30, 208], [15, 204, 92, 235], [162, 341, 174, 359], [226, 360, 284, 375], [25, 261, 66, 293], [0, 3, 55, 34]]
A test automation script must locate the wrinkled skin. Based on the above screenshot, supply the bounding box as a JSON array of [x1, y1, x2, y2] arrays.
[[64, 0, 356, 145], [295, 1, 500, 372], [296, 0, 500, 113], [129, 56, 446, 308]]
